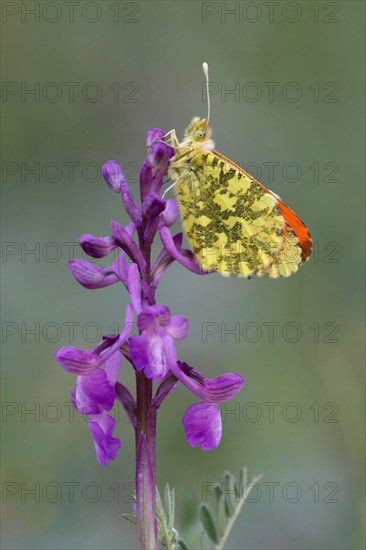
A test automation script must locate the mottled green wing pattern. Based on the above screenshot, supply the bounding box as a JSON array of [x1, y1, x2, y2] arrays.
[[174, 151, 285, 277]]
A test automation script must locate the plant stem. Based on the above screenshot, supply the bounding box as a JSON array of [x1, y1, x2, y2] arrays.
[[135, 226, 157, 549], [135, 371, 158, 549], [215, 474, 263, 550]]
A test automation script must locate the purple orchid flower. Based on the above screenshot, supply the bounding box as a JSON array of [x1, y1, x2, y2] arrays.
[[71, 351, 122, 466], [129, 305, 188, 381], [54, 128, 245, 549]]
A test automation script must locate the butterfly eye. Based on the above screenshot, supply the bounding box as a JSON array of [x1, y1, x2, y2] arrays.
[[195, 130, 206, 140]]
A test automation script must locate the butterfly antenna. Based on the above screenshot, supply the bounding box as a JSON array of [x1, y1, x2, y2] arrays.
[[202, 62, 211, 125]]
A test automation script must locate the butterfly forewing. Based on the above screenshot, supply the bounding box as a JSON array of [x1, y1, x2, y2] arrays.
[[167, 116, 312, 279]]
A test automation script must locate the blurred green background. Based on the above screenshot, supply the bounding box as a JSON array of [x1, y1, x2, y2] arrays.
[[1, 1, 365, 548]]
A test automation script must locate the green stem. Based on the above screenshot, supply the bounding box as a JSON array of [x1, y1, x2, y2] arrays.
[[215, 475, 263, 550]]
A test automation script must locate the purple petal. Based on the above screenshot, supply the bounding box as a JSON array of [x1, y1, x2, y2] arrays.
[[112, 251, 130, 288], [142, 193, 166, 218], [163, 338, 204, 397], [146, 128, 165, 148], [164, 343, 243, 403], [139, 159, 155, 202], [183, 402, 222, 450], [137, 305, 170, 332], [105, 351, 122, 386], [111, 223, 136, 288], [128, 263, 142, 314], [179, 361, 204, 384], [72, 369, 116, 414], [200, 373, 244, 403], [54, 347, 98, 375], [143, 220, 159, 247], [79, 234, 116, 259], [158, 199, 179, 229], [122, 222, 137, 237], [167, 316, 189, 340], [129, 334, 149, 372], [120, 177, 142, 227], [111, 220, 147, 274], [142, 193, 166, 244], [141, 128, 174, 198], [147, 131, 174, 178], [159, 227, 209, 275], [151, 233, 183, 285], [102, 161, 125, 193], [69, 259, 119, 289], [89, 411, 121, 466], [129, 333, 169, 381]]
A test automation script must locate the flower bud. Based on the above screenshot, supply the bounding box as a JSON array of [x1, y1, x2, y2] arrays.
[[69, 259, 119, 289], [102, 161, 125, 193], [79, 234, 116, 258]]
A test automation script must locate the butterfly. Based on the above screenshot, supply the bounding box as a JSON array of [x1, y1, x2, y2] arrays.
[[164, 63, 312, 278]]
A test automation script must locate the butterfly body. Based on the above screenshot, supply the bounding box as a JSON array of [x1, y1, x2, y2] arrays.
[[168, 116, 312, 279]]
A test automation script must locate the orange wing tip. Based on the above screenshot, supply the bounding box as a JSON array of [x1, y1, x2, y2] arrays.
[[277, 202, 312, 263]]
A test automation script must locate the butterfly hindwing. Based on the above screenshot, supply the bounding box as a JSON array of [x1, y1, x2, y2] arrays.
[[174, 150, 286, 277]]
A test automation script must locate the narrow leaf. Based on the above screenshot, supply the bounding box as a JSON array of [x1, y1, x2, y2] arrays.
[[224, 471, 236, 514], [121, 513, 137, 525], [224, 494, 234, 518], [165, 485, 175, 532], [240, 466, 248, 491], [199, 503, 219, 544], [201, 531, 210, 550], [164, 483, 173, 529], [214, 483, 222, 502], [155, 486, 169, 542]]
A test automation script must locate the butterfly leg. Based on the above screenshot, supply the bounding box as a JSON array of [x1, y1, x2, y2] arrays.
[[162, 180, 178, 198], [164, 129, 179, 147], [162, 170, 196, 198], [147, 130, 179, 150]]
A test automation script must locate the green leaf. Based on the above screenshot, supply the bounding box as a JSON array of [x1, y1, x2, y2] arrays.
[[200, 532, 209, 550], [240, 466, 248, 490], [156, 484, 180, 549], [199, 503, 219, 544], [177, 540, 189, 550], [234, 480, 241, 499], [194, 466, 264, 550], [223, 471, 236, 517], [224, 494, 234, 518], [213, 483, 222, 502], [155, 486, 169, 543], [164, 483, 175, 532], [121, 513, 137, 525]]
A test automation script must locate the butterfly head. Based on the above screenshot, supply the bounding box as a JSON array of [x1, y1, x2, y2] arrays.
[[183, 117, 215, 150]]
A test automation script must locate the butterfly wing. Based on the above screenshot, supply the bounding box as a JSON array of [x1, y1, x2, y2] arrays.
[[174, 151, 287, 277], [212, 150, 312, 264]]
